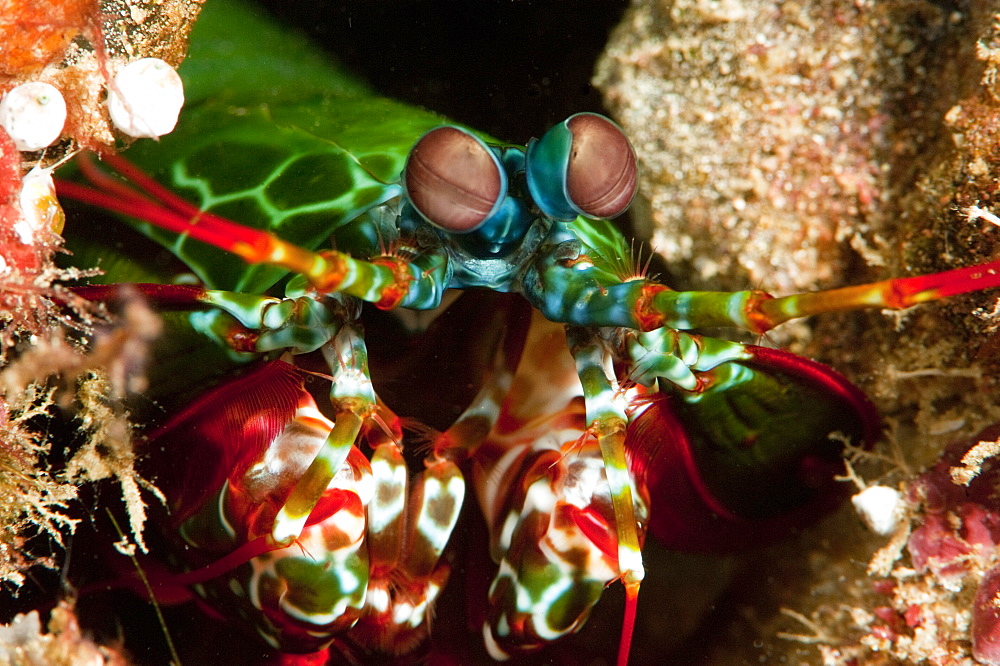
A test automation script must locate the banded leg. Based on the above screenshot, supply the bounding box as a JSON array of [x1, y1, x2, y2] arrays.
[[177, 313, 382, 555], [350, 432, 465, 655], [270, 321, 377, 546], [470, 317, 647, 666], [625, 326, 752, 390], [347, 304, 531, 654], [73, 283, 351, 356], [145, 360, 375, 652], [522, 223, 1000, 333], [57, 154, 452, 311], [567, 326, 644, 666]]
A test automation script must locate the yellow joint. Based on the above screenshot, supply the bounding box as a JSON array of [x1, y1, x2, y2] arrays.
[[269, 513, 304, 547], [619, 551, 645, 586]]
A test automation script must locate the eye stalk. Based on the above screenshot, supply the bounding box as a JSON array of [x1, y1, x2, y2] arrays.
[[403, 126, 506, 233], [526, 112, 638, 221]]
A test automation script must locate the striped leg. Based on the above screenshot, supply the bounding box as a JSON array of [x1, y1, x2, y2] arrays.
[[348, 304, 527, 654], [57, 155, 452, 311], [471, 316, 647, 666], [523, 225, 1000, 334], [147, 360, 375, 652], [349, 433, 464, 655], [567, 326, 644, 666], [271, 322, 376, 546]]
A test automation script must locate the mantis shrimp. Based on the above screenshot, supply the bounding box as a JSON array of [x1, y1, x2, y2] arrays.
[[47, 1, 1000, 663]]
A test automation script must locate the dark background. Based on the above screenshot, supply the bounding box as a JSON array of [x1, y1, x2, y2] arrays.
[[253, 1, 630, 144]]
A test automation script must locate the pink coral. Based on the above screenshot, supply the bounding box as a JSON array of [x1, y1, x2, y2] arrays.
[[906, 432, 1000, 588], [975, 565, 1000, 664]]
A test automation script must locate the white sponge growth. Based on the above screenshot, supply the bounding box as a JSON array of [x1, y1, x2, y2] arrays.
[[851, 485, 903, 536], [108, 58, 185, 139], [0, 82, 67, 152]]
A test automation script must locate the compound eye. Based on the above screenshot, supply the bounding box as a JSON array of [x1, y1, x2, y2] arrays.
[[565, 114, 637, 219], [526, 112, 637, 221], [404, 126, 505, 232]]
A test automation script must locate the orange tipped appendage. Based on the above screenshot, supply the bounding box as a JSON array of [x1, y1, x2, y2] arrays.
[[755, 259, 1000, 331]]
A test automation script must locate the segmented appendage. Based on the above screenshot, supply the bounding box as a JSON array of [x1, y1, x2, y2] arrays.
[[348, 433, 465, 655], [624, 344, 880, 553], [147, 361, 373, 652], [475, 399, 646, 659], [470, 315, 648, 662]]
